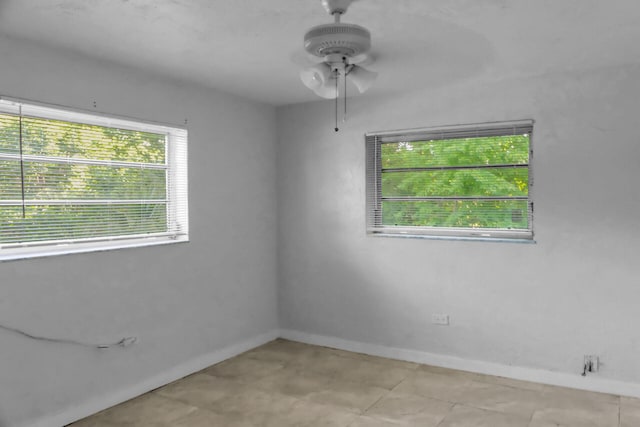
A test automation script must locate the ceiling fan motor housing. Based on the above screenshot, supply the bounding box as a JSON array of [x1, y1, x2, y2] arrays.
[[304, 23, 371, 58]]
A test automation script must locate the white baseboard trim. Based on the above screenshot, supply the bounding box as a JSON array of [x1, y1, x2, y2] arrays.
[[27, 329, 280, 427], [280, 329, 640, 399]]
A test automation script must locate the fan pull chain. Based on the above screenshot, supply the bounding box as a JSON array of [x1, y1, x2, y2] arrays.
[[344, 68, 347, 123], [334, 70, 339, 132]]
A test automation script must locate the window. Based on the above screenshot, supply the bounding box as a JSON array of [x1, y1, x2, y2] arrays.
[[0, 98, 188, 260], [366, 120, 533, 241]]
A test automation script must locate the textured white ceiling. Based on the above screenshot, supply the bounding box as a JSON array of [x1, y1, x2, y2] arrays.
[[0, 0, 639, 106]]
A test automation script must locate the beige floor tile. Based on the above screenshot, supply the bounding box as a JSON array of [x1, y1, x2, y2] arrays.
[[621, 396, 640, 407], [254, 366, 333, 398], [529, 409, 618, 427], [455, 380, 547, 417], [320, 348, 419, 371], [419, 365, 556, 394], [364, 391, 453, 426], [347, 415, 406, 426], [68, 416, 120, 427], [304, 377, 389, 413], [186, 410, 288, 427], [76, 393, 198, 426], [257, 339, 418, 373], [208, 388, 299, 417], [344, 360, 415, 389], [540, 385, 620, 405], [527, 421, 572, 427], [621, 396, 640, 427], [244, 339, 317, 364], [289, 348, 355, 371], [392, 370, 473, 402], [202, 354, 285, 383], [290, 352, 357, 375], [155, 373, 246, 408], [295, 353, 414, 389], [528, 388, 619, 427], [475, 375, 550, 392], [438, 404, 531, 427], [419, 365, 548, 393], [419, 364, 485, 381], [171, 408, 251, 427], [275, 400, 360, 427]]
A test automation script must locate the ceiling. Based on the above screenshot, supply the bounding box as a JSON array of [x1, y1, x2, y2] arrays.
[[0, 0, 639, 106]]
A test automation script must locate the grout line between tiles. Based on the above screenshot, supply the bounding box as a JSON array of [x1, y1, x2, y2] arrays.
[[618, 395, 621, 427], [361, 390, 388, 415]]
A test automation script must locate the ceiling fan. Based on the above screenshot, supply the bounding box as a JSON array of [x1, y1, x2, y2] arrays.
[[298, 0, 377, 130]]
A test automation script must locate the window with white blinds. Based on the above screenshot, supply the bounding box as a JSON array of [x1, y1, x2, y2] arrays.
[[0, 98, 188, 260], [366, 120, 533, 241]]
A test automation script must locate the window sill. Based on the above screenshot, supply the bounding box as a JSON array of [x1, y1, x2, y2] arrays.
[[368, 231, 535, 244], [0, 236, 189, 262]]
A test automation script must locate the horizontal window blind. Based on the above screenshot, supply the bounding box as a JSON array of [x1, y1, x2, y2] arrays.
[[0, 98, 188, 259], [366, 120, 533, 241]]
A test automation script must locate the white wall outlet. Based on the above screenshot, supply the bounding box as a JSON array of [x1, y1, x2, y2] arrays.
[[432, 314, 450, 325]]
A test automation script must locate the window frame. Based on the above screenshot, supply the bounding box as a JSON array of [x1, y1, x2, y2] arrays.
[[0, 97, 189, 261], [365, 120, 534, 242]]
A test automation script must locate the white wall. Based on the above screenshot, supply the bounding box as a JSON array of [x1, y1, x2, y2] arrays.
[[277, 63, 640, 385], [0, 35, 278, 427]]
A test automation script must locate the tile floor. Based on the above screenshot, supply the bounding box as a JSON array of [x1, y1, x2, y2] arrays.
[[69, 339, 640, 426]]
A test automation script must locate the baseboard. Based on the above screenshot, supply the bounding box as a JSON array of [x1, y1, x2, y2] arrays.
[[280, 329, 640, 399], [27, 329, 280, 427]]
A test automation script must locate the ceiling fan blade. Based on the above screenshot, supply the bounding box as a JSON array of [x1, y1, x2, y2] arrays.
[[349, 52, 376, 67], [290, 51, 324, 67], [348, 65, 377, 94]]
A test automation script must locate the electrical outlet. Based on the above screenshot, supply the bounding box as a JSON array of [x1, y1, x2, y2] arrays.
[[584, 355, 599, 373], [432, 314, 450, 325]]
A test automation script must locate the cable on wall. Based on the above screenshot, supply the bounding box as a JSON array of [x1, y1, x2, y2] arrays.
[[0, 323, 137, 349]]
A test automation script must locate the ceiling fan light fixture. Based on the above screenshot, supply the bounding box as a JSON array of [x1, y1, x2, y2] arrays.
[[313, 83, 339, 99], [300, 63, 333, 91], [348, 65, 378, 94]]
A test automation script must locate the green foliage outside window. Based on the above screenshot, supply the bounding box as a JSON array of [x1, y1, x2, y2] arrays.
[[0, 114, 168, 244], [380, 135, 530, 230]]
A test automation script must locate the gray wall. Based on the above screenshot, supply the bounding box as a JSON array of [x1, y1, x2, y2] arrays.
[[0, 35, 278, 427], [277, 63, 640, 384]]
